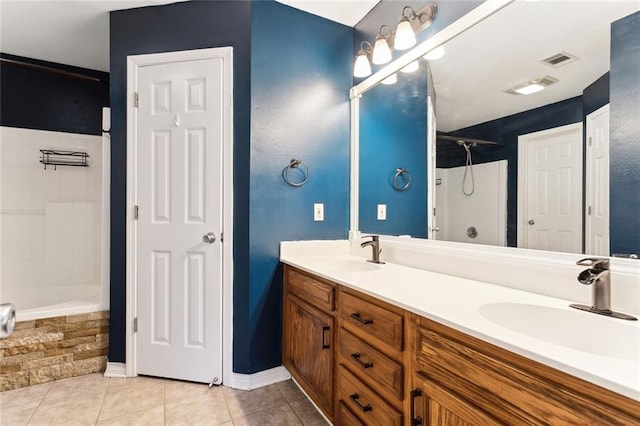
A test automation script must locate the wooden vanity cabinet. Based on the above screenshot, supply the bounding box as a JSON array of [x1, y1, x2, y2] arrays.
[[409, 313, 640, 425], [283, 266, 336, 421], [282, 267, 640, 426]]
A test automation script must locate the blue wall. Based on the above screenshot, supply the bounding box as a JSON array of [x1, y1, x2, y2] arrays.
[[0, 53, 108, 135], [109, 1, 252, 365], [359, 68, 428, 237], [248, 1, 352, 372], [610, 11, 640, 256]]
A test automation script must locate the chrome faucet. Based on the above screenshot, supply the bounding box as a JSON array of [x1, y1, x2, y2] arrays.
[[570, 258, 637, 320], [361, 235, 384, 264]]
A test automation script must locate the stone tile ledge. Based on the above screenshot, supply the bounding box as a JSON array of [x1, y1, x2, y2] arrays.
[[0, 310, 109, 391]]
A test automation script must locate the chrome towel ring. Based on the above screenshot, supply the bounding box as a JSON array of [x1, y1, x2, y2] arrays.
[[392, 167, 412, 191], [282, 159, 310, 187]]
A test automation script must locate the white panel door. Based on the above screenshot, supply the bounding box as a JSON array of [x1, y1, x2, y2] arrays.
[[136, 58, 223, 383], [585, 104, 610, 256], [519, 123, 583, 253]]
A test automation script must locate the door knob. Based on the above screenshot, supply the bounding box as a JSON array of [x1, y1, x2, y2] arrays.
[[203, 232, 216, 244], [528, 220, 535, 225], [432, 227, 440, 232]]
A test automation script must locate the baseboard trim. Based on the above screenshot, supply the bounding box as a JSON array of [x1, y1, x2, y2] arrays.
[[103, 362, 127, 378], [227, 366, 291, 390]]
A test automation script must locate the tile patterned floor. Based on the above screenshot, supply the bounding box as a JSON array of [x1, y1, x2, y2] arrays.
[[0, 374, 329, 425]]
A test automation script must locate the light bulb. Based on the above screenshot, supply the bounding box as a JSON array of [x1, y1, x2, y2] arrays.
[[372, 36, 392, 65], [423, 45, 445, 61], [382, 74, 397, 85], [401, 61, 419, 73], [394, 17, 416, 50], [353, 51, 372, 78]]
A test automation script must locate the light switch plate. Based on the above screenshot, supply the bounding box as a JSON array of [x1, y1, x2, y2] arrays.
[[314, 203, 324, 221], [377, 204, 387, 220]]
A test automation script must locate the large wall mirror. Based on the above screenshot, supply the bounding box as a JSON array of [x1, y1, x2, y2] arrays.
[[352, 0, 639, 257]]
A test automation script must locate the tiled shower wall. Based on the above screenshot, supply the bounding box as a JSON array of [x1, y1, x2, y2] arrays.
[[0, 311, 108, 391]]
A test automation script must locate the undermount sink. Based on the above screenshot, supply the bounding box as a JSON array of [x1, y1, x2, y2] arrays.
[[479, 303, 640, 361], [323, 259, 381, 272]]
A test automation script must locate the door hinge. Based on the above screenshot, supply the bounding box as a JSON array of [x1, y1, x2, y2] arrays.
[[134, 205, 139, 220], [133, 317, 138, 333], [134, 92, 139, 108], [220, 232, 224, 243], [588, 206, 592, 215], [588, 136, 592, 146]]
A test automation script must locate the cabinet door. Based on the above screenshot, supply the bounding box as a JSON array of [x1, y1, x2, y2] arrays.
[[411, 374, 500, 426], [283, 294, 334, 417]]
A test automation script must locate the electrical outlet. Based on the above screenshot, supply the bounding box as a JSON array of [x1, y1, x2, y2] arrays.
[[314, 203, 324, 221], [377, 204, 387, 220]]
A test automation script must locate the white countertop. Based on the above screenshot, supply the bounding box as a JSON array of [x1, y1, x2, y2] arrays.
[[280, 251, 640, 401]]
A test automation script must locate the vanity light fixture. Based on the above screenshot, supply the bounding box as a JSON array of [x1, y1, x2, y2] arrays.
[[381, 73, 398, 85], [394, 3, 438, 50], [354, 41, 373, 78], [505, 76, 558, 95], [423, 45, 445, 61], [372, 25, 393, 65], [401, 61, 419, 73]]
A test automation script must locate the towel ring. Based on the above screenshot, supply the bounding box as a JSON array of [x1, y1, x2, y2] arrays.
[[283, 159, 310, 187], [393, 167, 412, 191]]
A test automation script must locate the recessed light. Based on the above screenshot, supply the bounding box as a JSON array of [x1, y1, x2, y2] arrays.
[[505, 76, 558, 95]]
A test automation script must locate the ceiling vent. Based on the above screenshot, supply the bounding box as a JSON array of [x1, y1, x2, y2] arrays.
[[540, 51, 580, 68]]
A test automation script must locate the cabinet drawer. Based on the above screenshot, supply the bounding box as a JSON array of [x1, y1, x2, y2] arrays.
[[340, 290, 403, 351], [286, 267, 335, 312], [339, 329, 403, 401], [337, 402, 364, 426], [338, 365, 402, 426]]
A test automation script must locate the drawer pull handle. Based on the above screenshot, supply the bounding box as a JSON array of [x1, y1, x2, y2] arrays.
[[349, 393, 372, 412], [321, 326, 330, 349], [410, 387, 423, 426], [350, 352, 373, 369], [350, 312, 374, 325]]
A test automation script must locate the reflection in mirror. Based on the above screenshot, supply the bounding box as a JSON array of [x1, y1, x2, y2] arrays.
[[357, 0, 640, 257], [359, 63, 428, 237]]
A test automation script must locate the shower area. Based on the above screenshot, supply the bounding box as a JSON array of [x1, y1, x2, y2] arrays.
[[436, 135, 508, 246], [0, 125, 109, 322]]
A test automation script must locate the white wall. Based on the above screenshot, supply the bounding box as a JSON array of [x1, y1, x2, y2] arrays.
[[0, 127, 102, 310], [436, 160, 507, 246]]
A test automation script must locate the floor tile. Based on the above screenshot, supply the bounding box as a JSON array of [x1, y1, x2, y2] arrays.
[[98, 377, 164, 421], [0, 407, 35, 426], [164, 379, 220, 403], [232, 403, 302, 426], [96, 406, 164, 426], [276, 380, 306, 403], [223, 384, 287, 419], [165, 388, 230, 425], [0, 382, 52, 414], [289, 398, 329, 426], [41, 373, 108, 406], [28, 394, 103, 426]]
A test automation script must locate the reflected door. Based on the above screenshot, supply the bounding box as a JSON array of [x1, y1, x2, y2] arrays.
[[518, 123, 583, 253], [136, 57, 224, 383], [585, 104, 610, 256]]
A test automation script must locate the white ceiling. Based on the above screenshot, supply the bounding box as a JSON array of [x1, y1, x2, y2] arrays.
[[0, 0, 376, 72], [431, 0, 640, 132]]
